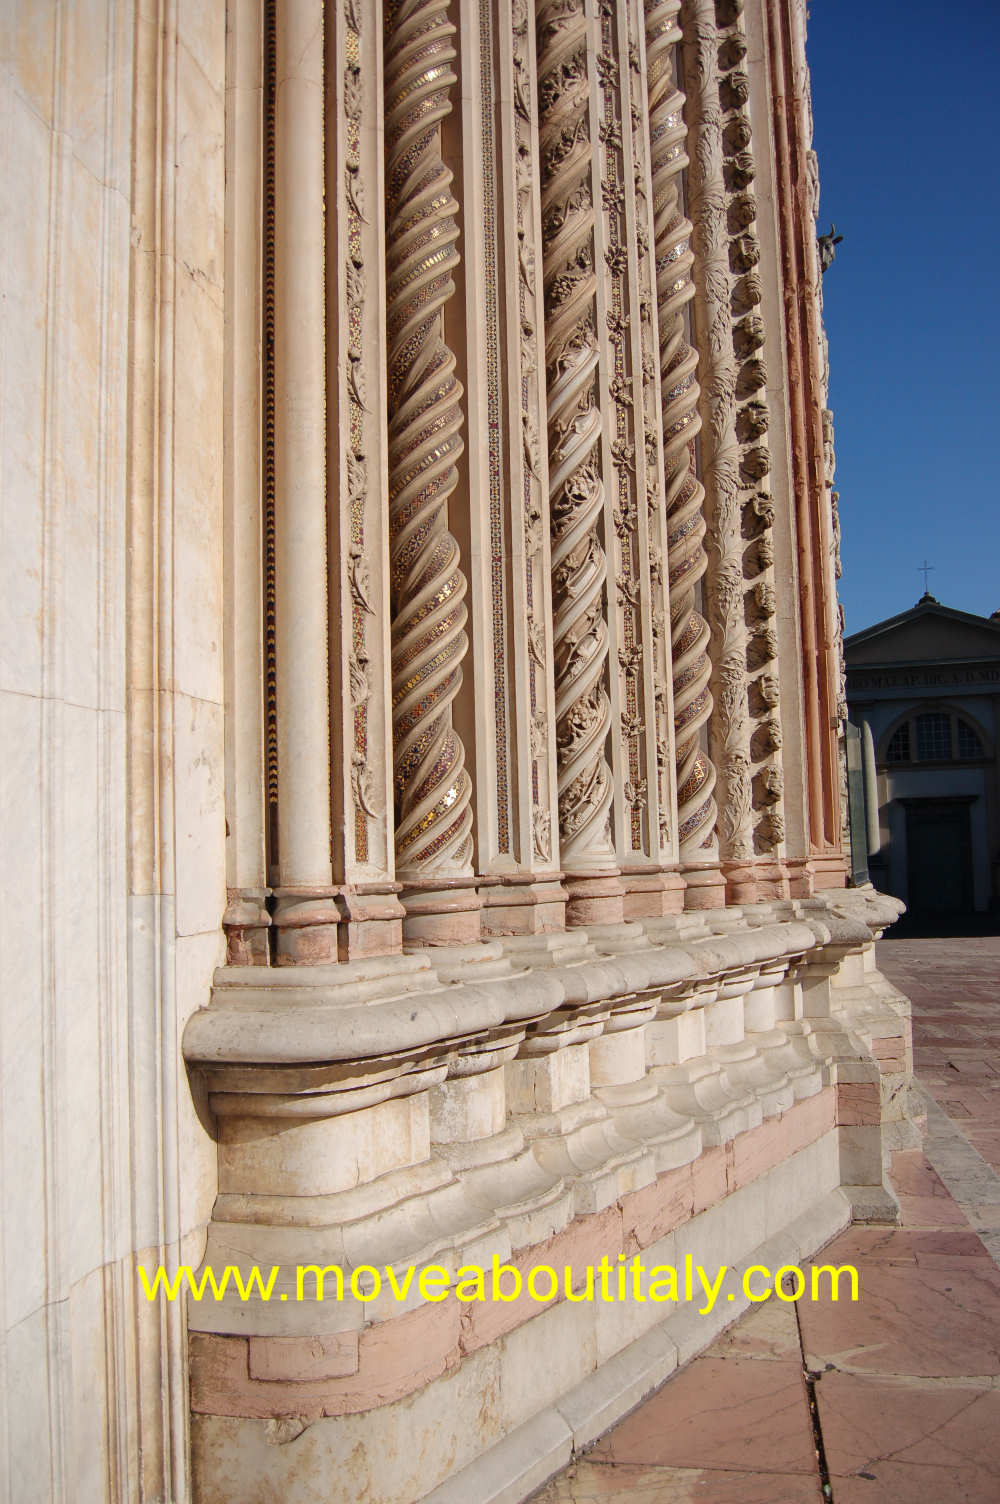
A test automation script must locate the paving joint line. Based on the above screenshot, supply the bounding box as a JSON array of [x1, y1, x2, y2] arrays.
[[795, 1295, 834, 1501]]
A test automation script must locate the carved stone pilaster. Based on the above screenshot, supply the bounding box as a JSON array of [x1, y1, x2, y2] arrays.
[[342, 0, 379, 864], [507, 0, 562, 879], [535, 0, 620, 914], [710, 0, 787, 872], [645, 0, 719, 878], [765, 0, 846, 879], [383, 0, 474, 883], [626, 0, 677, 876], [595, 0, 681, 915], [597, 13, 648, 864], [682, 0, 757, 894]]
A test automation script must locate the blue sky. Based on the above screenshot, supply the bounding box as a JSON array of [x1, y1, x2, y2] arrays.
[[805, 0, 999, 634]]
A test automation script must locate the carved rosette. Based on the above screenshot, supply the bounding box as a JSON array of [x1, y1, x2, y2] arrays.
[[646, 0, 717, 858], [384, 0, 474, 875], [535, 0, 615, 869]]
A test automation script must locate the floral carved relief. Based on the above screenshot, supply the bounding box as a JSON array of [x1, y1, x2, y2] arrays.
[[644, 0, 718, 859], [344, 1, 382, 854], [512, 0, 557, 864], [684, 0, 786, 855], [681, 0, 754, 858]]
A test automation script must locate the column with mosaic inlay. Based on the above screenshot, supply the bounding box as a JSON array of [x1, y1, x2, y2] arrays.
[[533, 0, 624, 925], [383, 0, 482, 942]]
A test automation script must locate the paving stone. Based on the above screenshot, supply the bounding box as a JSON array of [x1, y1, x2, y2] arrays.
[[817, 1373, 1000, 1501], [587, 1357, 818, 1474]]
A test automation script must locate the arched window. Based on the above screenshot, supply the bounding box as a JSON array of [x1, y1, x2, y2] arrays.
[[886, 724, 910, 763], [915, 712, 951, 761], [882, 709, 986, 765], [957, 720, 985, 759]]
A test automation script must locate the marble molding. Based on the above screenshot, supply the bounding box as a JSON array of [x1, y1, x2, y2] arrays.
[[764, 0, 846, 885], [183, 887, 915, 1501]]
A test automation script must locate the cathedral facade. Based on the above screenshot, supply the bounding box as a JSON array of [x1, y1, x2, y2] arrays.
[[1, 0, 916, 1499]]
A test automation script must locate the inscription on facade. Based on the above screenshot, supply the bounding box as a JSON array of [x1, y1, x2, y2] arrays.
[[848, 666, 1000, 691]]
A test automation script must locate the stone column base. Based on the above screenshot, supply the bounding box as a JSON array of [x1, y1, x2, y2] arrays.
[[680, 862, 727, 910], [271, 890, 341, 964], [399, 879, 483, 946], [622, 868, 686, 919], [479, 875, 568, 936]]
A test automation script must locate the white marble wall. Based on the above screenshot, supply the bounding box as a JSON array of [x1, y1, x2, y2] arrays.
[[0, 1, 226, 1498]]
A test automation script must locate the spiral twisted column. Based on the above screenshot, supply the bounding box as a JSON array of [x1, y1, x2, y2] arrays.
[[645, 0, 717, 862], [535, 0, 616, 876], [384, 0, 473, 877]]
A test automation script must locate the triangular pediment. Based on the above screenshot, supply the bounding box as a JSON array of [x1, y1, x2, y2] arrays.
[[845, 603, 1000, 667]]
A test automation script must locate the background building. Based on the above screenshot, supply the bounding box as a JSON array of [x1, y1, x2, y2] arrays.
[[846, 597, 1000, 918], [1, 1, 916, 1500]]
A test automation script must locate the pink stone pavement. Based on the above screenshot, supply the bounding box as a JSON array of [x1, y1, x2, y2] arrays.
[[532, 936, 1000, 1503]]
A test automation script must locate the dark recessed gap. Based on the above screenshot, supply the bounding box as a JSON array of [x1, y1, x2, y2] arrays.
[[795, 1296, 835, 1501]]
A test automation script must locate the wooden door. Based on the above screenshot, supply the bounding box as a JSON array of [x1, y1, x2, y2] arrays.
[[906, 802, 973, 913]]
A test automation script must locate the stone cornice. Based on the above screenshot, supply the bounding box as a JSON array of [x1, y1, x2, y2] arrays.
[[182, 903, 888, 1081]]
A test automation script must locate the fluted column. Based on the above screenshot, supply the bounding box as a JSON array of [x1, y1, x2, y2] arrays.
[[271, 0, 339, 961], [383, 0, 480, 940], [646, 0, 724, 908]]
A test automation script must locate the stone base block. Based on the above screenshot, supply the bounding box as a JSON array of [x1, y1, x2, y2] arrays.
[[840, 1182, 900, 1224], [479, 878, 568, 937], [621, 870, 686, 919], [563, 874, 627, 928], [400, 883, 483, 946], [191, 1126, 846, 1504], [680, 863, 727, 910]]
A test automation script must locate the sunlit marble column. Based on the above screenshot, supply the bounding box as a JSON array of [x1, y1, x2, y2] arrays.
[[271, 0, 339, 960]]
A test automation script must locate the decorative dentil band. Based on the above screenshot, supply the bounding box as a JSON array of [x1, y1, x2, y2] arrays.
[[644, 0, 717, 858], [536, 0, 616, 870], [384, 0, 474, 875]]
